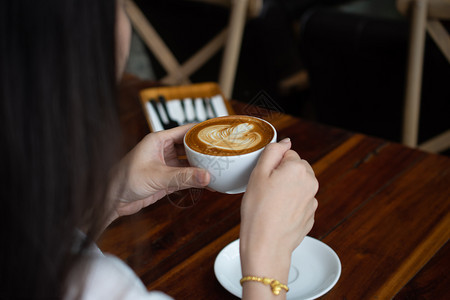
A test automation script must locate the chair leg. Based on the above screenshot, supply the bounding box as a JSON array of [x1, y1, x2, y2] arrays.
[[125, 0, 189, 84], [419, 129, 450, 153], [219, 0, 249, 98], [426, 20, 450, 63], [162, 29, 228, 84], [402, 0, 428, 147]]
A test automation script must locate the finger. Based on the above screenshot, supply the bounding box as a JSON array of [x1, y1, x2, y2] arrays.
[[161, 123, 196, 144], [277, 151, 316, 177], [280, 149, 301, 164], [254, 138, 291, 173], [303, 197, 319, 218], [166, 167, 210, 190], [260, 149, 300, 171], [302, 159, 315, 176]]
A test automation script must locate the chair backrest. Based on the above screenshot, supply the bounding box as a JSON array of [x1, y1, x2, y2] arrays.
[[397, 0, 450, 152], [125, 0, 262, 98]]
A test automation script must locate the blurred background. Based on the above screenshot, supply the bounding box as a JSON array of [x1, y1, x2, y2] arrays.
[[125, 0, 449, 154]]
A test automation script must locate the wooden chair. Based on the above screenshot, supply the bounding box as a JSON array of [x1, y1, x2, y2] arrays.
[[125, 0, 262, 99], [397, 0, 450, 152]]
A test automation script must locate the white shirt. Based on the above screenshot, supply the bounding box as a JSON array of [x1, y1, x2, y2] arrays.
[[65, 243, 172, 300]]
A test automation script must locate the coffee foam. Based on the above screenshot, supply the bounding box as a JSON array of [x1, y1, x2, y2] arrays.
[[185, 116, 274, 156]]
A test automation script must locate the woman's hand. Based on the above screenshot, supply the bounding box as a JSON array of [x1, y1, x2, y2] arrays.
[[108, 124, 210, 222], [240, 138, 318, 299]]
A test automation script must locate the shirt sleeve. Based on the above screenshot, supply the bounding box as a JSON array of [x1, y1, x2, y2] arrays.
[[65, 253, 173, 300]]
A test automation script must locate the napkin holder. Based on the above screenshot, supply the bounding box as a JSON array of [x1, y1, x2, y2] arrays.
[[139, 82, 235, 132]]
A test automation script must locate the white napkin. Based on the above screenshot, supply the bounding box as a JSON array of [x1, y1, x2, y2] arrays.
[[145, 95, 230, 132]]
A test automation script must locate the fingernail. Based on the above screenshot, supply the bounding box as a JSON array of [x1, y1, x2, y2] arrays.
[[195, 169, 209, 186], [280, 137, 291, 144]]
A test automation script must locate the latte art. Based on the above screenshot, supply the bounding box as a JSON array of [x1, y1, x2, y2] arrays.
[[198, 123, 263, 151], [185, 116, 275, 156]]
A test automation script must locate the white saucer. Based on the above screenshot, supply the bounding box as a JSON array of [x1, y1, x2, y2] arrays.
[[214, 236, 341, 300]]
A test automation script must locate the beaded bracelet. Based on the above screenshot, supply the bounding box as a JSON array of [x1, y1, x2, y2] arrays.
[[240, 276, 289, 295]]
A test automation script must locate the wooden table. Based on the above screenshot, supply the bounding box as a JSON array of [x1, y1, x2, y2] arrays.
[[99, 76, 450, 299]]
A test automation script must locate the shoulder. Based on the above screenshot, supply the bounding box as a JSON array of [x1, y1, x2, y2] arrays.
[[65, 252, 172, 300]]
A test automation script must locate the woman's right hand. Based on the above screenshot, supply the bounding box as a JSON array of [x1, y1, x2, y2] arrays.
[[239, 138, 319, 299]]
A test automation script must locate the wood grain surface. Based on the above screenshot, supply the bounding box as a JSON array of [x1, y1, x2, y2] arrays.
[[99, 75, 450, 299]]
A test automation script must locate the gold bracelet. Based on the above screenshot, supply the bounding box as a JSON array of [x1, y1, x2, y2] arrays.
[[240, 276, 289, 295]]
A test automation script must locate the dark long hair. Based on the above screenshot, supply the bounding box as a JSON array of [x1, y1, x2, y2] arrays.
[[1, 0, 121, 298]]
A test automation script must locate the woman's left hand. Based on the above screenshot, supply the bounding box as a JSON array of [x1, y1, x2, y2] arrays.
[[108, 124, 210, 221]]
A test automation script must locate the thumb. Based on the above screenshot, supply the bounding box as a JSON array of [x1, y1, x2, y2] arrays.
[[255, 138, 291, 173], [166, 167, 210, 190]]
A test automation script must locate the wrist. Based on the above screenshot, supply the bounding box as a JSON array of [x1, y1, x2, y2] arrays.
[[240, 254, 291, 300], [240, 242, 292, 285], [241, 276, 289, 296]]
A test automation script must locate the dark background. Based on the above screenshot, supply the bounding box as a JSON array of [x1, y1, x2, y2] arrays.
[[132, 0, 449, 153]]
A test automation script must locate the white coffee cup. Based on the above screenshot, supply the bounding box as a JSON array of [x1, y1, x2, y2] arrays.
[[183, 116, 277, 194]]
